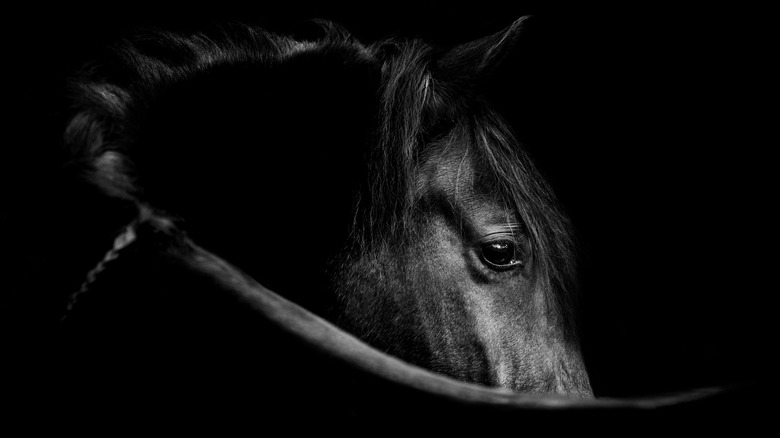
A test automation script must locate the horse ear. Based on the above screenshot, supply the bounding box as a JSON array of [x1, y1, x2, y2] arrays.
[[435, 16, 530, 82]]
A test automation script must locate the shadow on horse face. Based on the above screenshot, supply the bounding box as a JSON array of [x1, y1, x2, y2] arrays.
[[57, 17, 591, 399]]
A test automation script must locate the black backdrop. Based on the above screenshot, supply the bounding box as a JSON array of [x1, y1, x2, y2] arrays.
[[2, 3, 772, 399]]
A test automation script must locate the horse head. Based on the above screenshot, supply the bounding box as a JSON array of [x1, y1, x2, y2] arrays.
[[330, 17, 591, 395], [58, 17, 590, 397]]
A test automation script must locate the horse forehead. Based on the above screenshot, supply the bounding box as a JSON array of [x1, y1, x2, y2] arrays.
[[416, 141, 473, 197], [416, 140, 508, 218]]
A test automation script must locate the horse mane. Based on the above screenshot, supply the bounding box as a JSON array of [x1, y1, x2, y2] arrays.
[[64, 22, 367, 199], [63, 19, 579, 341]]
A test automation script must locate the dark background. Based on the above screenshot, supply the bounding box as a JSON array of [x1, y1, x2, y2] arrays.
[[2, 3, 772, 399]]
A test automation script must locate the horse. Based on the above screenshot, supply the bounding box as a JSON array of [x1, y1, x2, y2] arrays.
[[2, 15, 769, 432]]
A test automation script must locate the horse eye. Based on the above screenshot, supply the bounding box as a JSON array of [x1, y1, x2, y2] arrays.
[[480, 240, 523, 270]]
